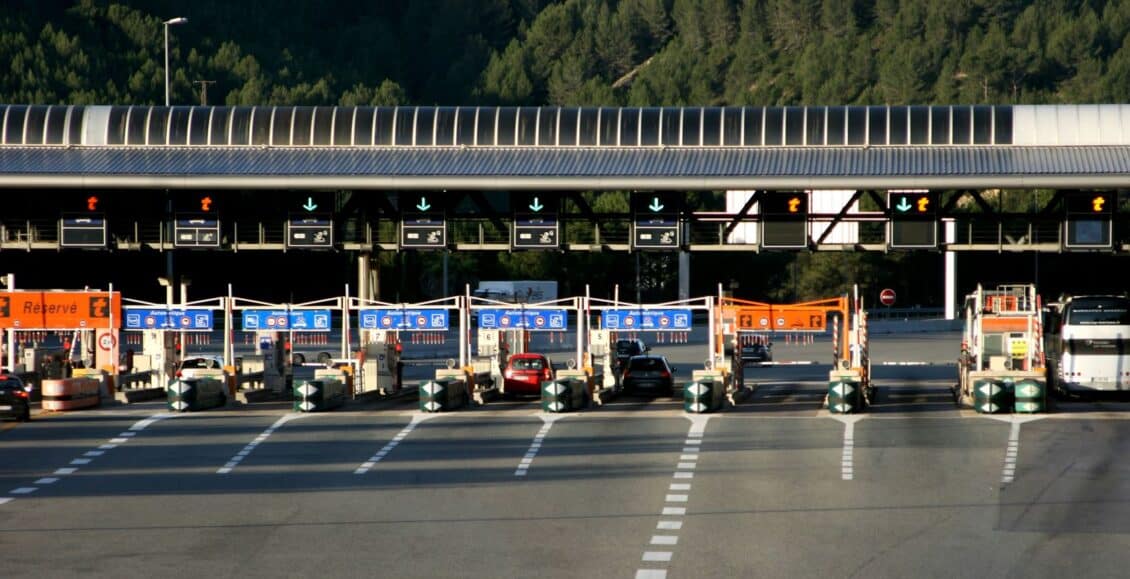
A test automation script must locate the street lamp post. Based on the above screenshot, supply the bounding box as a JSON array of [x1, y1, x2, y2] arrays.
[[163, 17, 188, 107]]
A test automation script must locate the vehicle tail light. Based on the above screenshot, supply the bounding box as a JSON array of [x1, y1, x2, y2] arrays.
[[14, 389, 28, 398], [175, 370, 183, 378], [542, 368, 552, 380], [504, 369, 513, 379], [659, 370, 671, 378]]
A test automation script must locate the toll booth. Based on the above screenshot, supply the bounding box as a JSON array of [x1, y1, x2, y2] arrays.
[[467, 292, 584, 404], [955, 284, 1046, 413], [353, 296, 462, 398], [0, 286, 122, 406], [122, 296, 224, 392], [233, 296, 347, 396], [586, 295, 712, 407]]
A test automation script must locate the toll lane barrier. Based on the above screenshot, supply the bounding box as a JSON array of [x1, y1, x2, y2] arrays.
[[294, 370, 348, 412], [828, 370, 863, 414], [1013, 377, 1046, 413], [970, 371, 1045, 414], [41, 378, 101, 411], [168, 377, 227, 412], [542, 370, 588, 413], [420, 370, 469, 412], [685, 370, 727, 413]]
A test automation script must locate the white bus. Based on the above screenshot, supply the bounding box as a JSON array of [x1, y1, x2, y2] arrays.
[[1045, 295, 1130, 394]]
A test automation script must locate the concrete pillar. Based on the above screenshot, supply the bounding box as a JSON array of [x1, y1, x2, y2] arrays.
[[945, 220, 956, 320], [679, 251, 690, 301]]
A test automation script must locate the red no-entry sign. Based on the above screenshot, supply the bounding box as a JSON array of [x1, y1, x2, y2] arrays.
[[879, 288, 896, 306]]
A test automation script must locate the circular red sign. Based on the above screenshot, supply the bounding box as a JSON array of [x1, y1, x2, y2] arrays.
[[879, 288, 896, 306]]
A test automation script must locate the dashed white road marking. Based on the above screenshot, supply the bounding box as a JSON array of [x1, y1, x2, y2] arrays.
[[514, 414, 567, 477], [69, 458, 92, 465], [635, 570, 667, 579], [217, 413, 307, 474], [988, 415, 1046, 484], [642, 551, 673, 562], [651, 535, 678, 545], [54, 468, 77, 475], [354, 414, 435, 475], [0, 498, 11, 506], [9, 487, 37, 494], [34, 478, 59, 485], [657, 521, 682, 530], [832, 415, 866, 481]]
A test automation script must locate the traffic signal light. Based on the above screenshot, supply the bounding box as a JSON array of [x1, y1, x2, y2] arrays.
[[760, 191, 809, 248], [1065, 191, 1114, 249], [887, 190, 937, 249]]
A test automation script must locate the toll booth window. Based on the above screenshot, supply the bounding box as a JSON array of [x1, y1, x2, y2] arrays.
[[867, 106, 887, 146], [660, 107, 681, 146], [148, 108, 170, 145], [826, 107, 845, 145], [455, 107, 477, 146], [352, 107, 374, 145], [762, 107, 782, 146], [537, 107, 558, 146], [721, 108, 741, 146], [805, 106, 825, 146], [23, 105, 47, 145], [558, 108, 579, 146], [993, 106, 1012, 144], [973, 105, 993, 144], [846, 106, 866, 146], [952, 106, 972, 144], [249, 107, 271, 146], [229, 107, 252, 145], [930, 106, 950, 145], [312, 107, 334, 145], [104, 106, 127, 145], [497, 107, 518, 146], [415, 107, 436, 146], [188, 107, 209, 145], [3, 106, 25, 145], [168, 107, 190, 145], [272, 107, 295, 146], [517, 107, 538, 146], [476, 107, 497, 146], [599, 107, 620, 146], [333, 107, 355, 145], [682, 107, 702, 146], [210, 107, 231, 145], [45, 106, 67, 144], [641, 108, 661, 146], [784, 106, 804, 146], [66, 106, 84, 146], [578, 107, 599, 146], [888, 106, 908, 145], [619, 108, 641, 147], [909, 106, 929, 144], [702, 107, 721, 146], [125, 106, 147, 145], [434, 107, 457, 146], [393, 107, 415, 146], [374, 108, 395, 146]]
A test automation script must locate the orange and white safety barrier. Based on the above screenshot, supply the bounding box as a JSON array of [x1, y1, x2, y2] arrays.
[[41, 377, 101, 411]]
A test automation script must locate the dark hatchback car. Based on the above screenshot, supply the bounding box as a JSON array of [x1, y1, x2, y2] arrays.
[[0, 375, 32, 421], [615, 339, 648, 369], [621, 355, 676, 396], [741, 342, 773, 365]]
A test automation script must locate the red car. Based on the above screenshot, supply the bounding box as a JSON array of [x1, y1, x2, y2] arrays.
[[503, 353, 554, 396]]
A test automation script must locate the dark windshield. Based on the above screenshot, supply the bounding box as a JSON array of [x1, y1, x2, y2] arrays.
[[1065, 297, 1130, 325], [628, 357, 665, 371], [616, 341, 640, 354]]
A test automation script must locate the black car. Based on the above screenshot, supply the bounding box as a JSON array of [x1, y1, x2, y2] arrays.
[[621, 355, 676, 396], [614, 339, 648, 369], [0, 375, 32, 422], [741, 342, 773, 365]]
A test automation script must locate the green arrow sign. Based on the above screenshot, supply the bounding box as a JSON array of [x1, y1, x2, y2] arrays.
[[649, 197, 664, 212], [529, 197, 544, 212], [895, 197, 912, 212], [416, 197, 432, 211], [302, 197, 317, 211]]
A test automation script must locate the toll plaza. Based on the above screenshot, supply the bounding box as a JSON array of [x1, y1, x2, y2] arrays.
[[466, 291, 583, 409], [586, 295, 717, 409], [354, 296, 462, 408], [955, 284, 1046, 413], [0, 281, 122, 411], [719, 286, 872, 413]]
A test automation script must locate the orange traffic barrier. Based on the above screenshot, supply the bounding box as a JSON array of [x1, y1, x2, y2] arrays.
[[41, 377, 101, 411]]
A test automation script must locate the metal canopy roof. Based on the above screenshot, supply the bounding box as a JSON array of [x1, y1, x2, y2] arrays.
[[0, 145, 1128, 190]]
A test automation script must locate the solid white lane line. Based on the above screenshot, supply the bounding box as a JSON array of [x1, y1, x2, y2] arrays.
[[217, 413, 307, 475], [657, 521, 683, 530], [354, 414, 435, 475], [130, 413, 174, 431], [513, 414, 566, 477]]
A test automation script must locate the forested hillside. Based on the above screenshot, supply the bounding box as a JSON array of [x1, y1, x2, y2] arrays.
[[2, 0, 1124, 303]]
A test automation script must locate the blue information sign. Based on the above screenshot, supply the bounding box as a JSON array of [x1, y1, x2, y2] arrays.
[[358, 308, 450, 330], [600, 309, 692, 331], [476, 309, 568, 331], [123, 308, 214, 331], [241, 309, 332, 331]]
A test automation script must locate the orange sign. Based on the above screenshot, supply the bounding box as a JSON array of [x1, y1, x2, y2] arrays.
[[0, 291, 121, 329], [735, 307, 826, 331]]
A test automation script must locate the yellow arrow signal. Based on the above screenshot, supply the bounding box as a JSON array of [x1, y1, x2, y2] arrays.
[[788, 197, 801, 213], [917, 196, 929, 212], [1093, 195, 1106, 212]]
